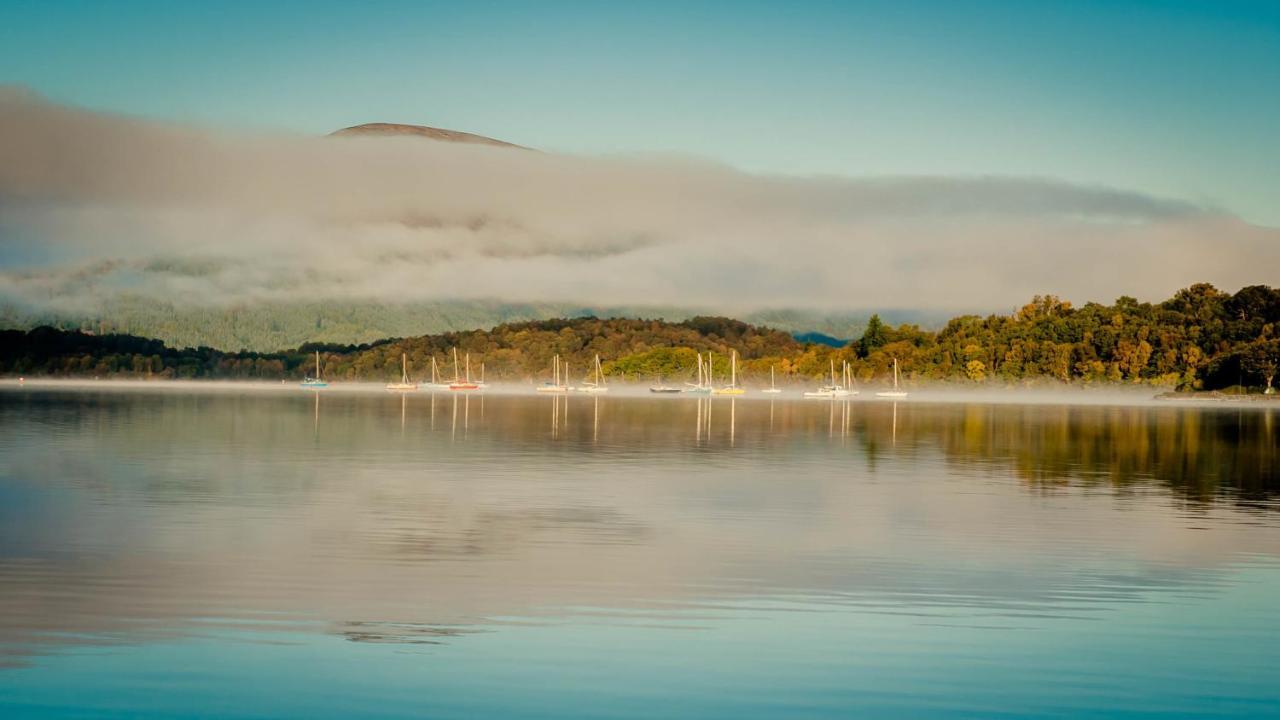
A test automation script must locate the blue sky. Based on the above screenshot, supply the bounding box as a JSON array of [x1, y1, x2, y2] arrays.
[[1, 0, 1277, 225]]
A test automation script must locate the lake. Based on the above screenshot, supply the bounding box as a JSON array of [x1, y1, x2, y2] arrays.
[[1, 384, 1278, 718]]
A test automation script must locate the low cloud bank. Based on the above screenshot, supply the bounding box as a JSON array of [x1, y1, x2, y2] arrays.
[[1, 87, 1275, 313]]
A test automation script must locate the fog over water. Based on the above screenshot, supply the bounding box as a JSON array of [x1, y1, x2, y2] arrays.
[[3, 88, 1277, 316]]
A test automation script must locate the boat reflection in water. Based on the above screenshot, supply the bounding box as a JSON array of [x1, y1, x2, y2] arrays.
[[0, 387, 1277, 719]]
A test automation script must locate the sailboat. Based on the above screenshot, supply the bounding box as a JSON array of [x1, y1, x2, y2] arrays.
[[684, 352, 711, 394], [422, 356, 451, 390], [476, 362, 489, 390], [576, 354, 609, 393], [875, 357, 909, 398], [761, 364, 782, 394], [301, 350, 328, 388], [649, 373, 681, 393], [448, 348, 479, 391], [385, 352, 418, 391], [804, 359, 845, 398], [842, 361, 859, 396], [537, 355, 571, 393], [712, 349, 745, 395]]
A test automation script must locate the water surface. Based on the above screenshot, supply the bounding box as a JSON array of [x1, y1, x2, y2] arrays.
[[1, 385, 1278, 718]]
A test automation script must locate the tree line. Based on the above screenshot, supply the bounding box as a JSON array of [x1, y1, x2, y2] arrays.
[[2, 284, 1277, 392]]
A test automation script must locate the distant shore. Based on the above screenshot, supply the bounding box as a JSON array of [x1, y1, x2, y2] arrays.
[[4, 377, 1277, 410]]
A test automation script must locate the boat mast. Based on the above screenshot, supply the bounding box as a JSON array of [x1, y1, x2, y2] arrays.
[[771, 365, 776, 389], [402, 353, 408, 384], [830, 359, 836, 388], [465, 353, 471, 383], [731, 350, 737, 388], [893, 357, 900, 389], [315, 350, 321, 379], [452, 348, 460, 382]]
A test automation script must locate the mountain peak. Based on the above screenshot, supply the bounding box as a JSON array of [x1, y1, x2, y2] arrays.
[[329, 122, 526, 149]]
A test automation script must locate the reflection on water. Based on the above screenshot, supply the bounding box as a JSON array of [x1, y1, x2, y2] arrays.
[[0, 387, 1278, 718]]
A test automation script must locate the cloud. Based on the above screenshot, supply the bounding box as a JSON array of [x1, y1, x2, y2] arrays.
[[1, 87, 1275, 313]]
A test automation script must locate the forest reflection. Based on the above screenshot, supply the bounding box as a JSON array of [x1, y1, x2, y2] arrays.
[[8, 388, 1272, 507]]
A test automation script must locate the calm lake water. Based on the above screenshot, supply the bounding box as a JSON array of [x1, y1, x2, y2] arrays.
[[1, 384, 1278, 718]]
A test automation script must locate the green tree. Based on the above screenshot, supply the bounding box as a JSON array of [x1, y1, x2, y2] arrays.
[[856, 314, 888, 357]]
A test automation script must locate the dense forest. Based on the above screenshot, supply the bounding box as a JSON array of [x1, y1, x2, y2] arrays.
[[2, 284, 1277, 392], [0, 296, 924, 352]]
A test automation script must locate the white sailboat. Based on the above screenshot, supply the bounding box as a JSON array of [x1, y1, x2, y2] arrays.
[[649, 367, 680, 394], [805, 359, 846, 398], [842, 361, 859, 396], [422, 356, 451, 390], [684, 352, 711, 394], [385, 352, 418, 391], [712, 349, 745, 395], [476, 362, 489, 389], [537, 355, 571, 393], [875, 357, 909, 398], [301, 350, 327, 388], [761, 364, 782, 394], [577, 354, 609, 393], [448, 348, 479, 391]]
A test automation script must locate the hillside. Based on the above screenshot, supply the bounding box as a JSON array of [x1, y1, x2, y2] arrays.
[[0, 297, 930, 352], [3, 284, 1277, 392]]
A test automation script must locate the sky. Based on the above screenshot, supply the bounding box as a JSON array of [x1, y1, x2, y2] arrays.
[[0, 0, 1277, 313]]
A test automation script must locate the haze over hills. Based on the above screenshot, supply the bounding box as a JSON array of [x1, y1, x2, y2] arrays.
[[4, 92, 1277, 353], [0, 296, 947, 352], [0, 111, 952, 351]]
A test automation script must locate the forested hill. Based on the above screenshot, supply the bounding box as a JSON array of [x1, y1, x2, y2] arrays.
[[0, 297, 928, 353], [2, 284, 1278, 392]]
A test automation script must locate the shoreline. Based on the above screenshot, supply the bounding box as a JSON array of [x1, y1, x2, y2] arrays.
[[3, 377, 1276, 409]]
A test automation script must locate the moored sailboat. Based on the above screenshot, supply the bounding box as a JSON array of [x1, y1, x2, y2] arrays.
[[842, 361, 859, 396], [448, 348, 479, 391], [805, 359, 846, 398], [301, 350, 328, 388], [422, 356, 451, 390], [712, 349, 745, 395], [761, 365, 782, 394], [576, 354, 609, 393], [537, 355, 571, 393], [385, 352, 418, 391], [875, 357, 909, 398], [684, 352, 711, 394]]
